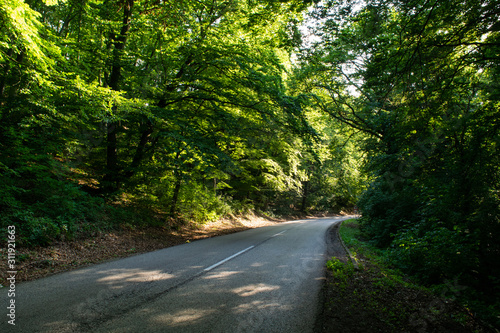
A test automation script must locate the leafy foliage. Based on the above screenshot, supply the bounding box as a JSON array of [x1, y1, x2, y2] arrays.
[[0, 0, 362, 247], [299, 0, 500, 327]]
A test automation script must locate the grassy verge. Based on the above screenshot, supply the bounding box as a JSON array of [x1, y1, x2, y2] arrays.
[[318, 219, 490, 333]]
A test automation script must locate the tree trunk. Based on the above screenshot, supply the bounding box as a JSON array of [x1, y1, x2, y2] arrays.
[[103, 0, 134, 192], [124, 120, 154, 179], [170, 174, 182, 216], [103, 119, 119, 190], [169, 148, 184, 216], [300, 180, 309, 212]]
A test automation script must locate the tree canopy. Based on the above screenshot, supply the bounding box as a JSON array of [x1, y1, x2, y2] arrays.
[[1, 0, 357, 242]]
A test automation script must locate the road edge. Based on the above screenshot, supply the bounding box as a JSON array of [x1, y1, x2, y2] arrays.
[[314, 219, 350, 332]]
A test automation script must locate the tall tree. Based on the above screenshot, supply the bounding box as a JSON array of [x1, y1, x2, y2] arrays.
[[1, 0, 321, 239]]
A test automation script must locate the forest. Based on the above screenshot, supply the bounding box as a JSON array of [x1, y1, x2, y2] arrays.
[[1, 0, 499, 327]]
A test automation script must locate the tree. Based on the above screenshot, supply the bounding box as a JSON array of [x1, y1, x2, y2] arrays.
[[1, 0, 326, 242], [298, 0, 500, 324]]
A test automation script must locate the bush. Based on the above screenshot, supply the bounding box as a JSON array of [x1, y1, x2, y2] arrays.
[[1, 210, 67, 246], [164, 181, 232, 224], [357, 178, 420, 247], [387, 224, 477, 284]]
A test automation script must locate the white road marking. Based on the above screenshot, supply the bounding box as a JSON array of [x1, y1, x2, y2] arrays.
[[204, 246, 255, 272], [203, 229, 288, 272]]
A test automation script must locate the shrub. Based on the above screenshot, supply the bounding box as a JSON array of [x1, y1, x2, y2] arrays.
[[387, 224, 477, 284]]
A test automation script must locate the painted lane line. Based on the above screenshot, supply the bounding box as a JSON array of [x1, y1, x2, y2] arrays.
[[203, 230, 287, 272], [204, 246, 255, 272]]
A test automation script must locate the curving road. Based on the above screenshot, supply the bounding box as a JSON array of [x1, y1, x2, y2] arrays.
[[1, 216, 352, 333]]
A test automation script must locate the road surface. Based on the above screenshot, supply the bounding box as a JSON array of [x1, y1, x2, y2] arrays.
[[1, 216, 352, 332]]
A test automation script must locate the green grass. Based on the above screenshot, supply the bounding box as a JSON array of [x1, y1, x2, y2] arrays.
[[339, 219, 419, 287]]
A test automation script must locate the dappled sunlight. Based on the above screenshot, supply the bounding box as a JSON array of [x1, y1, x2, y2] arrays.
[[232, 283, 280, 297], [96, 269, 175, 284], [152, 308, 218, 327], [202, 270, 241, 280], [250, 262, 264, 268], [233, 300, 283, 315], [119, 275, 289, 332], [40, 320, 77, 332]]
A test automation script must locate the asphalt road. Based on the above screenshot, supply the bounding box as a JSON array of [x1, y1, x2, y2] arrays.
[[1, 216, 352, 333]]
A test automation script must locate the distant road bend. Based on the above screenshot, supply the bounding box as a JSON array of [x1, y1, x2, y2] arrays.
[[1, 216, 353, 333]]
